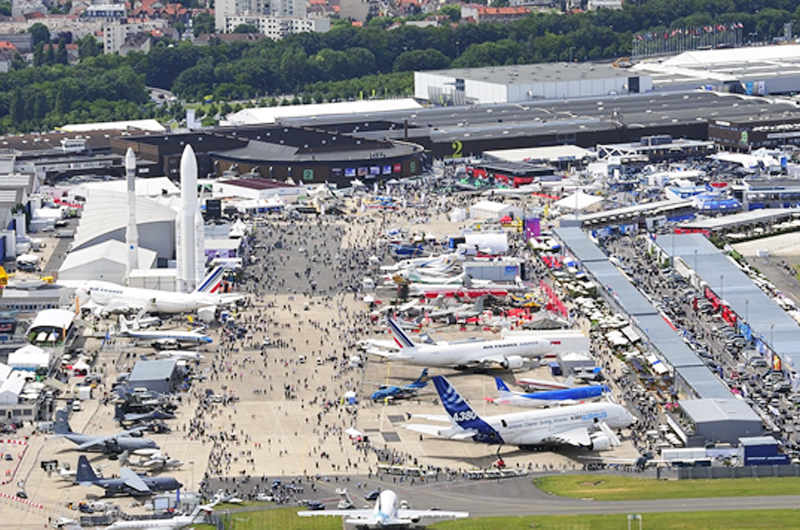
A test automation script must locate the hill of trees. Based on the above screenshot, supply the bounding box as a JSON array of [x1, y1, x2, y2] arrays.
[[0, 0, 799, 133]]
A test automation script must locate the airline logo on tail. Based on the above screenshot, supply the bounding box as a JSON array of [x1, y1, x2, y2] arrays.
[[387, 319, 415, 349], [495, 377, 512, 397], [194, 266, 225, 294], [432, 376, 503, 444]]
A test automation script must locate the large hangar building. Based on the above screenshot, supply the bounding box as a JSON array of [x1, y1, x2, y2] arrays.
[[414, 63, 653, 105]]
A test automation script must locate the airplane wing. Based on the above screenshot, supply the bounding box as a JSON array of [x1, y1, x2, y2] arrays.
[[120, 467, 151, 493], [405, 424, 471, 440], [297, 509, 373, 519], [548, 426, 591, 447], [410, 414, 450, 422], [104, 299, 146, 314], [398, 509, 469, 520]]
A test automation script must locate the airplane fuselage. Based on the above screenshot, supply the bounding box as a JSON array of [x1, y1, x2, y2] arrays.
[[80, 281, 231, 314], [493, 385, 609, 407], [395, 339, 551, 367], [479, 402, 632, 446]]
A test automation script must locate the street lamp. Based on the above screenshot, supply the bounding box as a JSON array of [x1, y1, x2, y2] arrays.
[[770, 323, 775, 349], [693, 249, 698, 271], [189, 460, 195, 492], [745, 299, 749, 323], [719, 274, 724, 303]]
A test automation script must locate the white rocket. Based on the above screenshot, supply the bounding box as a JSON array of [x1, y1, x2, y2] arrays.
[[125, 148, 139, 284], [177, 144, 204, 293]]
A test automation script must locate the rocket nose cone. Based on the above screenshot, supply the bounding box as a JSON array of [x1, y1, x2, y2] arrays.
[[125, 148, 136, 171], [180, 144, 198, 178]]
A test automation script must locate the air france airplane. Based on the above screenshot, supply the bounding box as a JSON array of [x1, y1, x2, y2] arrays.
[[367, 319, 553, 369], [406, 375, 634, 450], [76, 266, 244, 315], [298, 489, 467, 528], [487, 377, 610, 407]]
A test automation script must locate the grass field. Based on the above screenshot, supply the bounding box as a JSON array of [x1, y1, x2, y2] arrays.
[[212, 507, 800, 530], [534, 474, 800, 500]]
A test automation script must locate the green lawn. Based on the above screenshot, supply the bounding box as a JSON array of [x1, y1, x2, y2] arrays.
[[534, 474, 800, 500], [430, 510, 800, 530], [216, 507, 341, 530]]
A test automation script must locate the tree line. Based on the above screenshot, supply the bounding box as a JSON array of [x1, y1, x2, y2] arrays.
[[0, 0, 798, 133]]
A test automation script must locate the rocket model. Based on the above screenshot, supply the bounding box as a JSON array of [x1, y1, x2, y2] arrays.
[[125, 148, 139, 283], [177, 144, 201, 293]]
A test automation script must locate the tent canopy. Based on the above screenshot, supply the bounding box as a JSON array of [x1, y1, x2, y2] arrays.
[[554, 191, 604, 211]]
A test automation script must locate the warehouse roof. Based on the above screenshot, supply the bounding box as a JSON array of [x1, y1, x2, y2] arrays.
[[420, 62, 636, 84], [130, 359, 177, 382], [680, 398, 762, 424]]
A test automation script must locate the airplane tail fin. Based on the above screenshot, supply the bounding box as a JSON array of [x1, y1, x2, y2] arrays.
[[431, 376, 499, 441], [54, 409, 72, 435], [412, 368, 429, 387], [114, 405, 125, 423], [76, 455, 99, 486], [495, 377, 513, 398], [564, 376, 575, 388], [387, 319, 415, 349], [194, 266, 225, 294], [118, 315, 130, 334], [473, 297, 483, 313]]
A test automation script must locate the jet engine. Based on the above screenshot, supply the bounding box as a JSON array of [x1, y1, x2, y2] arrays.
[[589, 433, 612, 451], [501, 355, 525, 370]]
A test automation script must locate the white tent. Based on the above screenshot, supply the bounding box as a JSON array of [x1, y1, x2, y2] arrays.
[[58, 240, 157, 284], [8, 344, 50, 371], [0, 371, 26, 405], [469, 201, 523, 220], [554, 191, 604, 211]]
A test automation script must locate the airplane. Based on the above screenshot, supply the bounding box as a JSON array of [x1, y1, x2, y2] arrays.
[[367, 319, 553, 370], [53, 411, 159, 456], [121, 451, 183, 472], [380, 251, 462, 274], [486, 377, 611, 407], [405, 375, 634, 451], [114, 405, 175, 426], [515, 376, 576, 391], [117, 316, 212, 344], [370, 369, 429, 401], [425, 297, 484, 321], [57, 462, 106, 483], [75, 266, 244, 315], [297, 489, 468, 529], [153, 349, 204, 361], [76, 455, 182, 496], [101, 504, 214, 530]]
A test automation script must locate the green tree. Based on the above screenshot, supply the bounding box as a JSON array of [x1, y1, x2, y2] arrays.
[[44, 43, 55, 65], [56, 39, 68, 64], [392, 48, 450, 72], [28, 23, 50, 46], [192, 13, 215, 37], [77, 35, 102, 59], [233, 24, 258, 34], [0, 2, 10, 16], [33, 42, 44, 67], [437, 4, 461, 22]]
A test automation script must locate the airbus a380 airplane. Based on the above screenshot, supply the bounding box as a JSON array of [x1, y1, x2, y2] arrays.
[[298, 489, 467, 528], [75, 266, 244, 315], [406, 375, 634, 450], [367, 319, 554, 369]]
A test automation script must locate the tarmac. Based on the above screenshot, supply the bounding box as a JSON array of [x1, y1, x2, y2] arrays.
[[1, 206, 641, 526]]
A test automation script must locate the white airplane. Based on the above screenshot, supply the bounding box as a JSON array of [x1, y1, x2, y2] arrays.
[[117, 316, 212, 344], [75, 266, 244, 315], [486, 377, 611, 407], [122, 451, 183, 472], [380, 251, 462, 274], [102, 504, 214, 530], [406, 375, 634, 450], [297, 489, 468, 528], [515, 376, 576, 391], [154, 350, 204, 361], [367, 319, 553, 370]]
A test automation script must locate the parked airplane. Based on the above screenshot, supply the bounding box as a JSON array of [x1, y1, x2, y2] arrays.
[[114, 405, 175, 426], [102, 504, 213, 530], [54, 412, 159, 456], [117, 316, 212, 344], [405, 375, 634, 450], [381, 251, 461, 274], [121, 451, 183, 472], [76, 455, 182, 496], [370, 369, 429, 401], [515, 376, 576, 392], [368, 319, 553, 370], [297, 489, 468, 528], [75, 266, 243, 315], [153, 349, 204, 361], [487, 377, 610, 407], [426, 298, 484, 321]]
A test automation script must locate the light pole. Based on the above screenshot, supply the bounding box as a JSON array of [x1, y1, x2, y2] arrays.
[[693, 249, 698, 271], [745, 299, 749, 323], [719, 274, 724, 303], [770, 323, 775, 350], [189, 460, 195, 492]]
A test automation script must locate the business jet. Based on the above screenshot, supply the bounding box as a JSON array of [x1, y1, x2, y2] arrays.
[[297, 489, 467, 528], [405, 375, 634, 450], [102, 504, 214, 530], [486, 377, 610, 407], [153, 349, 204, 361], [75, 266, 244, 315], [117, 316, 212, 344], [515, 376, 577, 391], [367, 319, 553, 370], [370, 369, 429, 401]]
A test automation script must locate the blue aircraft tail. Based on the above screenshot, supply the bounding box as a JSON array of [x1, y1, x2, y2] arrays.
[[495, 377, 513, 397], [410, 368, 429, 388], [194, 266, 225, 294], [431, 376, 503, 444], [53, 409, 72, 435], [76, 455, 100, 486], [387, 318, 416, 349], [114, 405, 125, 422]]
